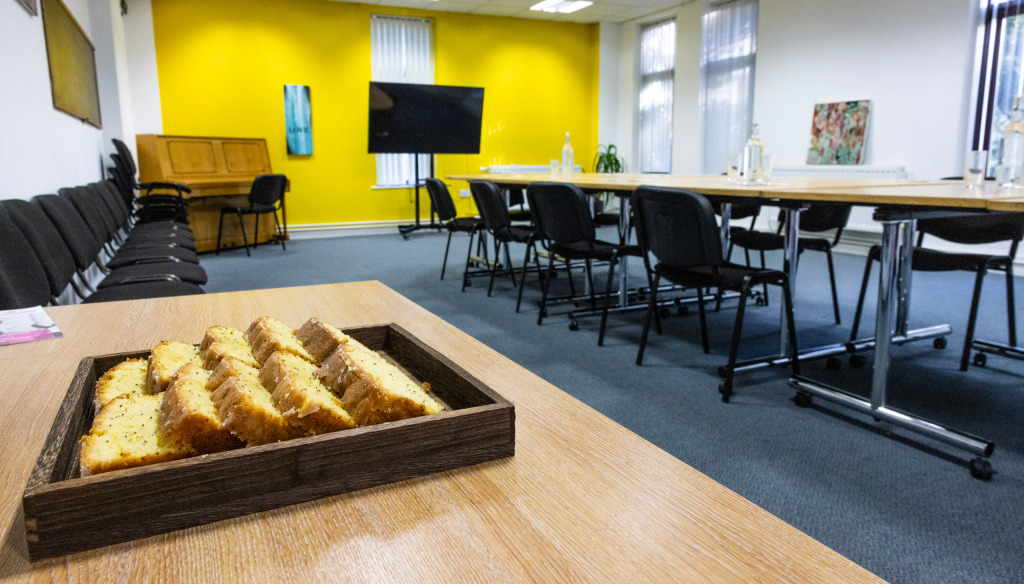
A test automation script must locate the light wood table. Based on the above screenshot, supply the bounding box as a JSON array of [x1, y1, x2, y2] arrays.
[[0, 282, 882, 582]]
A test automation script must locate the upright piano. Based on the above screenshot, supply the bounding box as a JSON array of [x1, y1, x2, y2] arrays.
[[135, 134, 286, 252]]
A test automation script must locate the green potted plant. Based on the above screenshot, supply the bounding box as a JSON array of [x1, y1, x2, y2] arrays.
[[592, 144, 624, 220]]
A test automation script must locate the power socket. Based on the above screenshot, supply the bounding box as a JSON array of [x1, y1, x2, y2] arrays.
[[459, 189, 471, 198]]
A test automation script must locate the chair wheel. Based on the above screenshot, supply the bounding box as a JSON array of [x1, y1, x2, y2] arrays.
[[973, 352, 987, 367], [569, 320, 579, 331], [716, 365, 728, 378], [755, 295, 766, 306], [825, 356, 842, 371], [969, 457, 993, 480], [402, 234, 410, 241], [719, 382, 731, 403], [464, 279, 471, 288], [933, 337, 948, 349], [677, 306, 688, 316], [849, 353, 867, 368], [793, 392, 813, 407]]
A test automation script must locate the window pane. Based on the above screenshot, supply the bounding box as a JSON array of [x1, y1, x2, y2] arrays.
[[987, 11, 1024, 173], [639, 19, 675, 173]]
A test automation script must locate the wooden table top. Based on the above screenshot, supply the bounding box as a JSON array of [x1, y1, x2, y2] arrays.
[[0, 282, 883, 582], [448, 173, 1024, 212]]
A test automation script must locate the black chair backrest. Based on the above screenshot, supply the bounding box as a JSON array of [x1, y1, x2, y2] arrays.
[[35, 194, 105, 271], [0, 204, 52, 310], [1, 199, 78, 298], [527, 182, 595, 246], [424, 178, 458, 223], [632, 186, 723, 269], [112, 138, 138, 179], [94, 180, 131, 229], [469, 180, 512, 234], [793, 203, 853, 233], [250, 174, 287, 207], [712, 200, 761, 221], [917, 213, 1024, 246], [59, 186, 113, 246]]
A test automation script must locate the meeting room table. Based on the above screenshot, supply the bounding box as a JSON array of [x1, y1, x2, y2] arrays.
[[449, 173, 1024, 477], [0, 282, 884, 582]]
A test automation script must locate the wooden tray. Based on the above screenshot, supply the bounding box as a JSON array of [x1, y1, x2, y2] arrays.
[[22, 323, 515, 561]]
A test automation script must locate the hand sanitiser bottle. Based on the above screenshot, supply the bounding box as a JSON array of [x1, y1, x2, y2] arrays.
[[561, 132, 575, 177], [997, 96, 1024, 187], [741, 123, 763, 185]]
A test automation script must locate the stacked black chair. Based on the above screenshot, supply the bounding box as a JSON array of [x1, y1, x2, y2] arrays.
[[109, 138, 192, 222], [216, 174, 288, 256], [0, 205, 54, 310], [631, 186, 800, 403], [850, 212, 1024, 371], [33, 194, 205, 288], [526, 181, 637, 345], [728, 203, 852, 324], [0, 199, 202, 306], [468, 180, 541, 299], [423, 178, 484, 284]]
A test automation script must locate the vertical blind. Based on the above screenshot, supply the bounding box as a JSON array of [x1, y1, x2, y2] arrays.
[[699, 0, 758, 175], [638, 19, 676, 173], [370, 15, 434, 186], [974, 0, 1024, 175]]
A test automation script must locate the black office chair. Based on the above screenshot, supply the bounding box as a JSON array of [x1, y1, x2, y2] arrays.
[[631, 186, 800, 402], [468, 180, 541, 298], [216, 174, 288, 256], [850, 212, 1024, 371], [728, 203, 852, 324], [423, 178, 484, 284], [527, 182, 636, 345]]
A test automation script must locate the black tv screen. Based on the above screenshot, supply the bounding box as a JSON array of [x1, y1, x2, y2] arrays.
[[368, 82, 484, 154]]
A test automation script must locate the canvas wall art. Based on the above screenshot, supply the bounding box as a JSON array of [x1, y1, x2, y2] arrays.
[[807, 100, 870, 165], [284, 84, 313, 155]]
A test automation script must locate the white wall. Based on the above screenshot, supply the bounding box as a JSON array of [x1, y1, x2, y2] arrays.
[[124, 0, 162, 139], [0, 0, 110, 198], [754, 0, 977, 180]]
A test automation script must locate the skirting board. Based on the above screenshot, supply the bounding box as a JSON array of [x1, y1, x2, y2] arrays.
[[288, 219, 421, 239]]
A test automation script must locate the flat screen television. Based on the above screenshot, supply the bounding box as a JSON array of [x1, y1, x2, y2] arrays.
[[368, 82, 484, 154]]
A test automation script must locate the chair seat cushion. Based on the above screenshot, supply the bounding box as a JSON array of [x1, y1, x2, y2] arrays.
[[868, 244, 1005, 272], [656, 261, 786, 290], [550, 239, 620, 261], [497, 225, 536, 245], [83, 281, 204, 304], [447, 217, 483, 233], [731, 229, 832, 253], [99, 262, 208, 288], [107, 246, 200, 269]]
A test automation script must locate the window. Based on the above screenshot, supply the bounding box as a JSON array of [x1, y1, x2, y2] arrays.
[[699, 0, 758, 175], [370, 15, 434, 187], [638, 19, 676, 173], [973, 0, 1024, 176]]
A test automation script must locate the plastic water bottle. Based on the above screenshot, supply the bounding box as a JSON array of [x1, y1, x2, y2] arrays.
[[561, 132, 574, 177], [997, 96, 1024, 187], [741, 123, 763, 185]]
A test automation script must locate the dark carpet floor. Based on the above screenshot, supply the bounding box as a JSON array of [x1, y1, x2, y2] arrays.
[[200, 228, 1024, 584]]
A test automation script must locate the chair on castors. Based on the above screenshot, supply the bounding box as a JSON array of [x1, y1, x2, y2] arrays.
[[423, 178, 484, 284], [728, 203, 852, 324], [631, 186, 800, 402], [468, 180, 541, 299], [216, 174, 288, 256], [849, 212, 1024, 371], [527, 181, 639, 345]]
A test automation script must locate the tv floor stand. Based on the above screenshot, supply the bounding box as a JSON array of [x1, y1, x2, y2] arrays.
[[398, 154, 443, 239]]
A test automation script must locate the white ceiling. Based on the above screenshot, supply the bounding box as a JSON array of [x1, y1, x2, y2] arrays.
[[330, 0, 684, 23]]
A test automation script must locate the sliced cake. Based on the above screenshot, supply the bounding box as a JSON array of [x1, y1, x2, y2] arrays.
[[160, 363, 240, 454], [245, 316, 315, 365], [317, 338, 443, 426], [200, 325, 259, 369], [261, 350, 357, 435], [209, 357, 299, 445], [80, 393, 188, 476], [94, 358, 148, 414], [294, 318, 348, 364], [147, 341, 202, 393]]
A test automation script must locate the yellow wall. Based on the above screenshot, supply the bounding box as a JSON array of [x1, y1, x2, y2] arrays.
[[151, 0, 599, 226]]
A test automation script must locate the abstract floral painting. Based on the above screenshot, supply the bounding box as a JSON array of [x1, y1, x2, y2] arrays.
[[807, 100, 870, 165], [284, 84, 313, 155]]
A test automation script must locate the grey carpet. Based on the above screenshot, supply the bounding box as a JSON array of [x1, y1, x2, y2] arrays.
[[200, 229, 1024, 584]]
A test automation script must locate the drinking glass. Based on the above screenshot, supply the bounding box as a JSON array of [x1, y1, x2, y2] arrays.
[[726, 154, 741, 182], [760, 154, 774, 184], [963, 150, 987, 188]]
